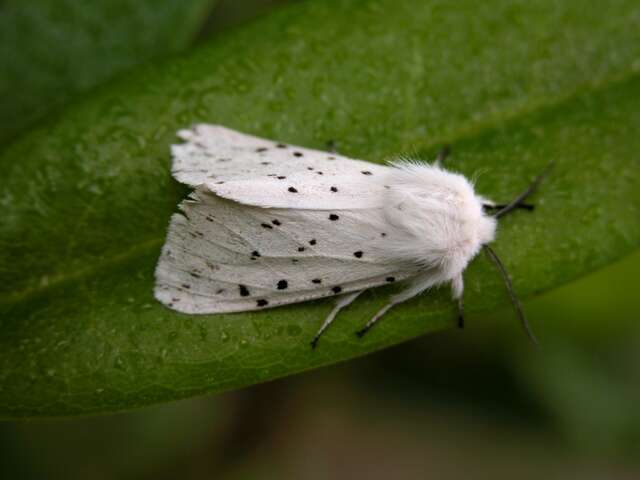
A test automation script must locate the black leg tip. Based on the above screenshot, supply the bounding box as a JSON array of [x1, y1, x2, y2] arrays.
[[458, 314, 465, 329], [355, 329, 368, 338], [438, 144, 451, 159], [310, 339, 319, 350]]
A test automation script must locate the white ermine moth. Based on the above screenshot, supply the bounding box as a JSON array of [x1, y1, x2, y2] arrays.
[[155, 124, 550, 347]]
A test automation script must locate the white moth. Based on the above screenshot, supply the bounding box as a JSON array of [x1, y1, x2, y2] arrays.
[[155, 124, 548, 347]]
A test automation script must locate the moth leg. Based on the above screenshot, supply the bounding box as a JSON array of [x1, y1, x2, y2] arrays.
[[356, 275, 438, 338], [311, 290, 364, 349], [435, 145, 451, 166], [457, 299, 464, 329], [451, 274, 464, 329]]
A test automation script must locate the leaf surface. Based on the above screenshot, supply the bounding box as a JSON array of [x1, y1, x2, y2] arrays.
[[0, 0, 216, 145], [1, 0, 639, 417]]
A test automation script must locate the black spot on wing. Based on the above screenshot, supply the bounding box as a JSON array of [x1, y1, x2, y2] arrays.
[[353, 251, 363, 258], [256, 299, 269, 307], [332, 286, 342, 294], [239, 285, 250, 297], [329, 214, 339, 221], [288, 187, 298, 193], [277, 280, 288, 290], [386, 277, 396, 283], [330, 186, 338, 192]]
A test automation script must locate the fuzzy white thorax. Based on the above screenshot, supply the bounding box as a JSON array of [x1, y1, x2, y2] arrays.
[[380, 161, 496, 282]]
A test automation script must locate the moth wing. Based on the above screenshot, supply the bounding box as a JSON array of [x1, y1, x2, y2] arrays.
[[171, 123, 387, 188], [154, 189, 417, 314], [205, 170, 388, 210]]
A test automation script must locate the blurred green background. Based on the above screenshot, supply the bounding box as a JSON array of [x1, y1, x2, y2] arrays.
[[2, 0, 640, 478]]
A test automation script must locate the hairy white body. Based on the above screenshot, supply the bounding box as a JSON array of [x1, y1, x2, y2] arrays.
[[155, 124, 499, 341]]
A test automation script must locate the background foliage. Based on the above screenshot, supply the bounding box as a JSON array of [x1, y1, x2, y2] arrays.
[[2, 0, 640, 478], [0, 0, 217, 145], [0, 0, 639, 458], [0, 0, 640, 416]]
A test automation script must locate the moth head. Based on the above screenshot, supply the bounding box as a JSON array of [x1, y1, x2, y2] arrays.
[[477, 209, 498, 246], [474, 195, 496, 245]]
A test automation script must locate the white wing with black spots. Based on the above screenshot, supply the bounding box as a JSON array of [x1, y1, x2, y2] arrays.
[[156, 123, 504, 346], [154, 188, 417, 314], [171, 124, 387, 193]]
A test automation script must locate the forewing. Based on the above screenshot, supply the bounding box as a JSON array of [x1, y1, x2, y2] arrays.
[[206, 170, 388, 210], [171, 123, 388, 190], [154, 189, 417, 314]]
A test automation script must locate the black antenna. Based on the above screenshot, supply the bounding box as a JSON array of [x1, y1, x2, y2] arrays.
[[483, 244, 538, 345], [484, 202, 535, 212], [495, 162, 555, 219]]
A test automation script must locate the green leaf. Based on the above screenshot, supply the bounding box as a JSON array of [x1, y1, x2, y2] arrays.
[[0, 0, 217, 146], [1, 0, 640, 418]]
